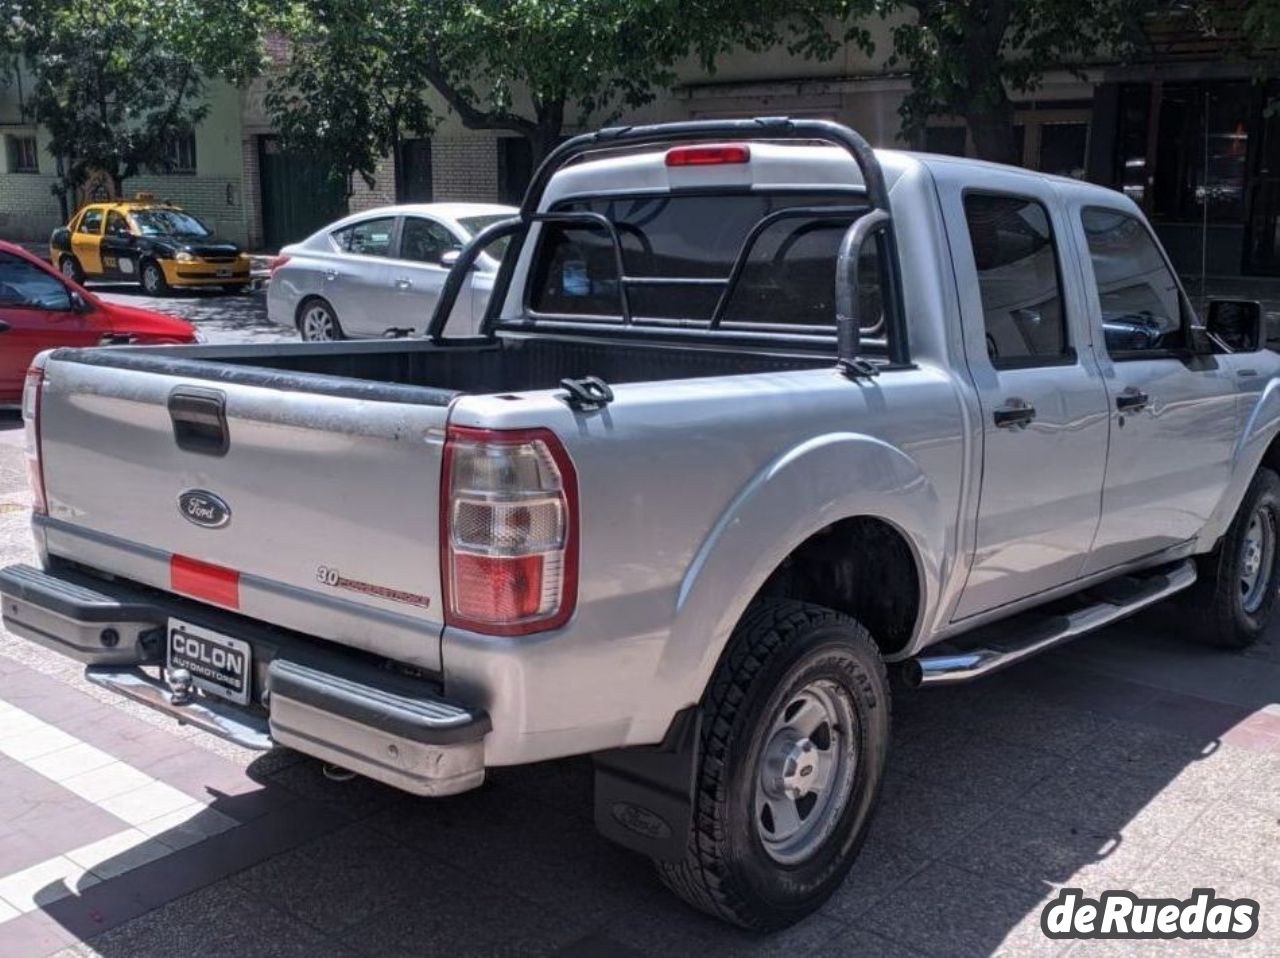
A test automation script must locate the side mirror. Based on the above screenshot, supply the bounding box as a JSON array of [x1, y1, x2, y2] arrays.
[[1206, 299, 1263, 352], [439, 249, 464, 269], [69, 291, 91, 313]]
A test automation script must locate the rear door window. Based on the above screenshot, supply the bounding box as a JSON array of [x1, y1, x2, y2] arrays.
[[78, 209, 104, 234], [332, 217, 396, 257], [963, 193, 1070, 366], [528, 192, 868, 327]]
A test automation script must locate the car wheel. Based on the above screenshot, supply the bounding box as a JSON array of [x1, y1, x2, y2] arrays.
[[298, 299, 344, 342], [140, 260, 169, 295], [1181, 467, 1280, 650], [657, 598, 890, 931], [60, 255, 84, 284]]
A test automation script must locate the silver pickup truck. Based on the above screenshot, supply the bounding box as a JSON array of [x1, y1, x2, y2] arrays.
[[3, 118, 1277, 930]]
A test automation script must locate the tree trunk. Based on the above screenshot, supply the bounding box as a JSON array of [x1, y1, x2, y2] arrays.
[[966, 105, 1020, 166]]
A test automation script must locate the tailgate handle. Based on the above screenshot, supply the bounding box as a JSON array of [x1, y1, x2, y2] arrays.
[[169, 387, 229, 456]]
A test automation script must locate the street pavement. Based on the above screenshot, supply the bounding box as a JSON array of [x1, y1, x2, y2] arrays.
[[0, 291, 1278, 956]]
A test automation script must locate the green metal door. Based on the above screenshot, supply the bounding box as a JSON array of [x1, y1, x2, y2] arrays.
[[259, 136, 348, 251]]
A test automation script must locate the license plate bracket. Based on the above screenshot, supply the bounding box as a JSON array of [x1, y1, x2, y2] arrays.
[[167, 619, 252, 705]]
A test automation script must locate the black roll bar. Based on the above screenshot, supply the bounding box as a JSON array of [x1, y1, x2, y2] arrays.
[[428, 116, 909, 365]]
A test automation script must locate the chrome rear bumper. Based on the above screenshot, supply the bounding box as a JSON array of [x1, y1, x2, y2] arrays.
[[2, 562, 489, 796]]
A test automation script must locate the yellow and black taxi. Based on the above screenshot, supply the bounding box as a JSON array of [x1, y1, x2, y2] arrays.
[[50, 194, 251, 295]]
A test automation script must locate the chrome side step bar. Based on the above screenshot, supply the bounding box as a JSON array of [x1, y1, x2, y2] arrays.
[[85, 666, 274, 751], [905, 560, 1197, 688]]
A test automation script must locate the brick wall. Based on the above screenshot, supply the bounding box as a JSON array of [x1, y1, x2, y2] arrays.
[[241, 137, 264, 250], [0, 174, 63, 241], [0, 171, 249, 245], [348, 153, 398, 213], [431, 135, 499, 202]]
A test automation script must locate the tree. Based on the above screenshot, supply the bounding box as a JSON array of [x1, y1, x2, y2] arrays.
[[877, 0, 1155, 164], [266, 0, 436, 192], [9, 0, 265, 199]]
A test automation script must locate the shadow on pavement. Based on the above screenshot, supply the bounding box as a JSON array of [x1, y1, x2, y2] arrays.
[[24, 610, 1280, 958]]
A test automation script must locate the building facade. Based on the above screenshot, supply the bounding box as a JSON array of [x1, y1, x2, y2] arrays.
[[1, 16, 1276, 278]]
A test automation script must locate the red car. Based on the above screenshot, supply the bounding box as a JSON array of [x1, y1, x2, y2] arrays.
[[0, 240, 196, 404]]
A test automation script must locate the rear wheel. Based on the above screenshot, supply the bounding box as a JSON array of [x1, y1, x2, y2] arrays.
[[1181, 466, 1280, 649], [59, 255, 84, 284], [140, 260, 169, 296], [657, 599, 890, 930], [298, 299, 344, 342]]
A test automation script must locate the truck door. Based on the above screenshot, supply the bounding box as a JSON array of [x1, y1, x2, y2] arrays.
[[1071, 205, 1237, 574], [325, 214, 400, 337], [941, 182, 1111, 620]]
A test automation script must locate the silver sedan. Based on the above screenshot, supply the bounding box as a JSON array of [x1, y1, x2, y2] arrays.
[[265, 202, 516, 340]]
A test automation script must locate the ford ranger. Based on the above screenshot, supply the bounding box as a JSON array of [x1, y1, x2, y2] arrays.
[[3, 118, 1277, 930]]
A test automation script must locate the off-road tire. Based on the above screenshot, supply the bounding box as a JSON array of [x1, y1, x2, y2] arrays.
[[1182, 466, 1280, 650], [657, 598, 890, 930], [59, 255, 84, 285]]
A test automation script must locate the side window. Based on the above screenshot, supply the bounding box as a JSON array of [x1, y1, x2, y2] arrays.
[[399, 217, 459, 265], [963, 193, 1069, 366], [106, 211, 131, 236], [78, 209, 104, 235], [0, 253, 72, 311], [1080, 207, 1187, 355], [331, 217, 395, 257]]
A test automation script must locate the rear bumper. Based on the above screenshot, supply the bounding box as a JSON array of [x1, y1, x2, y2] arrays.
[[0, 562, 489, 796]]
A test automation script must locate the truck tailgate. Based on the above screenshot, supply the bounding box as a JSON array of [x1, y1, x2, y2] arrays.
[[36, 355, 453, 671]]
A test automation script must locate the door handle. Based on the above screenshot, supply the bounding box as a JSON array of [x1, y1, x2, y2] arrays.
[[394, 277, 413, 290], [1115, 389, 1150, 413], [993, 400, 1036, 429], [324, 269, 338, 282]]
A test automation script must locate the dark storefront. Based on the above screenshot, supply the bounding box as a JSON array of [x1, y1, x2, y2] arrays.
[[1092, 78, 1280, 278]]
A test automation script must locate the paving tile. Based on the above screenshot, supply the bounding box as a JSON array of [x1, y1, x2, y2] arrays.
[[857, 771, 1002, 860], [0, 910, 76, 958], [136, 804, 238, 850], [941, 805, 1171, 890], [0, 764, 126, 873], [809, 926, 926, 958], [64, 828, 172, 881], [1172, 801, 1280, 889], [95, 780, 202, 827], [898, 733, 1062, 804], [231, 823, 448, 934], [264, 756, 403, 820], [0, 854, 100, 912], [22, 741, 118, 783], [0, 723, 79, 762], [1228, 752, 1280, 815], [84, 882, 361, 958], [59, 762, 155, 805], [857, 861, 1064, 957], [819, 832, 931, 923]]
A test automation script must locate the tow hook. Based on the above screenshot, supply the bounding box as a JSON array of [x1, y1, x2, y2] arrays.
[[167, 667, 195, 706]]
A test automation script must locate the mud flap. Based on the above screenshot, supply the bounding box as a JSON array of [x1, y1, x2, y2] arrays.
[[592, 706, 701, 862]]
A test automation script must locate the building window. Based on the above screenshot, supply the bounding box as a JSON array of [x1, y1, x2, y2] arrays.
[[7, 136, 39, 174], [163, 132, 198, 174], [1038, 123, 1089, 179], [396, 138, 433, 203], [498, 137, 533, 205], [1153, 82, 1251, 225]]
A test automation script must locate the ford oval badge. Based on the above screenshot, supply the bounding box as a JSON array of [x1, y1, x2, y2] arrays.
[[178, 490, 231, 529]]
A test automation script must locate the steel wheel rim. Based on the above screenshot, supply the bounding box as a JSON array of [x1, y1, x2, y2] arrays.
[[1240, 505, 1275, 614], [754, 679, 858, 865], [60, 259, 76, 279], [142, 265, 160, 293], [301, 306, 335, 341]]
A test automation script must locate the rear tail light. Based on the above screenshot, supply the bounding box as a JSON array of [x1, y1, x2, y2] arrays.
[[665, 144, 751, 167], [441, 426, 578, 635], [22, 365, 46, 515], [267, 255, 291, 276]]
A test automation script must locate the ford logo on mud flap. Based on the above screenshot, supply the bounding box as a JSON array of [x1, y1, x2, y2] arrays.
[[178, 490, 231, 529]]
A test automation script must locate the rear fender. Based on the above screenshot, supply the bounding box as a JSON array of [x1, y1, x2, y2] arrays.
[[662, 432, 944, 711]]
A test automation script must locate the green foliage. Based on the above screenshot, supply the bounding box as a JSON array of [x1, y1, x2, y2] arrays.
[[266, 0, 435, 190], [8, 0, 266, 197], [877, 0, 1154, 162]]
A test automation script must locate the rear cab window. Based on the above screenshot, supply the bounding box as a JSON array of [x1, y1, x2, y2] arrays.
[[527, 191, 883, 333]]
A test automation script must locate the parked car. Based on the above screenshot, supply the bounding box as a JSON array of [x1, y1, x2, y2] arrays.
[[266, 202, 516, 340], [50, 194, 251, 295], [0, 241, 196, 404], [5, 119, 1278, 931]]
